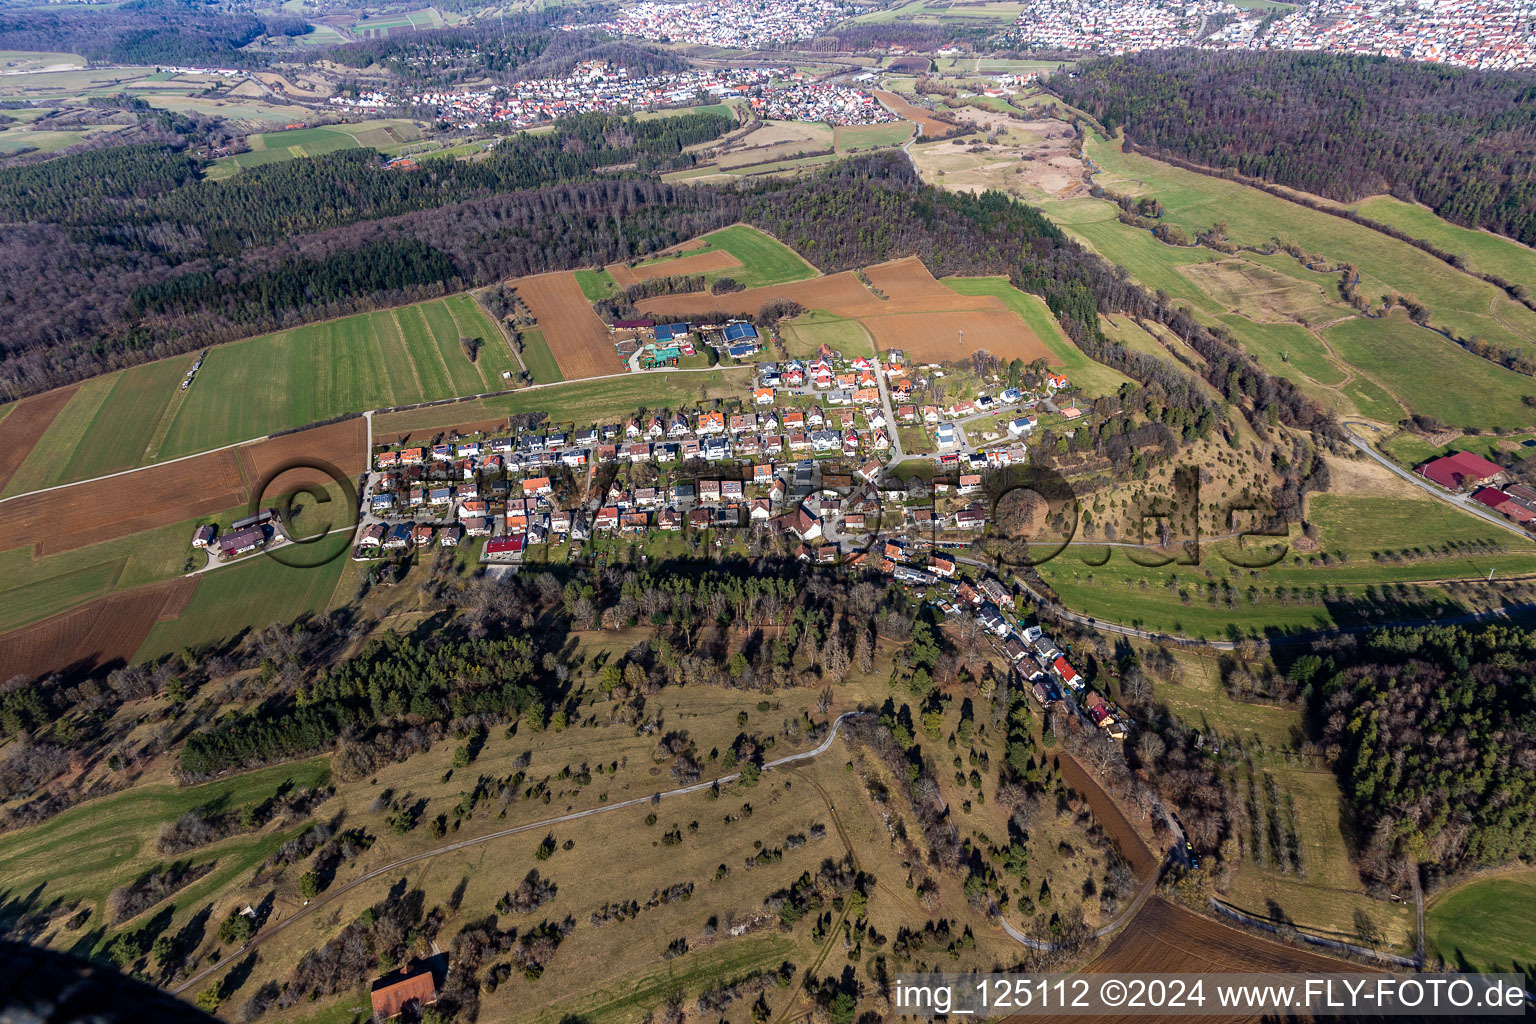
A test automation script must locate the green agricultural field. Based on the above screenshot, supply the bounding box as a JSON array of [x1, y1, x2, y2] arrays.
[[1322, 313, 1536, 432], [627, 223, 819, 287], [136, 539, 348, 661], [230, 126, 359, 168], [1306, 493, 1528, 555], [780, 311, 876, 358], [210, 120, 421, 176], [573, 267, 619, 301], [941, 276, 1135, 394], [516, 327, 564, 383], [0, 756, 331, 928], [0, 507, 251, 633], [635, 102, 736, 122], [689, 224, 819, 286], [373, 367, 752, 437], [834, 122, 913, 153], [1348, 195, 1536, 288], [1427, 871, 1536, 977], [4, 293, 518, 490], [157, 297, 513, 461], [1082, 136, 1536, 359]]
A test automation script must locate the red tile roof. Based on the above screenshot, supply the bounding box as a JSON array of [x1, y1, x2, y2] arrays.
[[370, 968, 437, 1019], [1472, 486, 1509, 508], [1419, 451, 1502, 490]]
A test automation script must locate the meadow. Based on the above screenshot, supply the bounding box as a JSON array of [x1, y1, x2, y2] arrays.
[[1347, 195, 1536, 288], [834, 122, 913, 153], [1032, 158, 1533, 428], [1034, 489, 1536, 638], [780, 311, 877, 358], [1322, 312, 1536, 432], [1426, 870, 1536, 976], [1082, 136, 1536, 362], [135, 539, 349, 662], [0, 756, 332, 933]]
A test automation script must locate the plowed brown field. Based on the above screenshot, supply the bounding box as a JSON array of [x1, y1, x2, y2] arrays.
[[238, 416, 366, 484], [865, 308, 1049, 363], [0, 417, 367, 558], [516, 271, 619, 380], [0, 384, 79, 492], [1002, 898, 1363, 1024], [1055, 750, 1158, 879], [0, 576, 196, 680], [3, 448, 247, 557], [1086, 897, 1356, 975], [638, 256, 1053, 364], [607, 249, 742, 289], [873, 90, 952, 138]]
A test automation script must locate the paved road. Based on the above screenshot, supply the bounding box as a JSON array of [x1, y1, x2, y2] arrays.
[[1346, 423, 1532, 542], [171, 711, 871, 996]]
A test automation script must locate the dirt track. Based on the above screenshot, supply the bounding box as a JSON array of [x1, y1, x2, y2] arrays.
[[0, 384, 79, 493], [607, 249, 742, 289], [0, 576, 195, 680], [515, 271, 618, 380]]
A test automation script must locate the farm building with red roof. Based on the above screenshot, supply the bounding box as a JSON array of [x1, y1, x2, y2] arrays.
[[370, 966, 437, 1019], [1418, 451, 1503, 491]]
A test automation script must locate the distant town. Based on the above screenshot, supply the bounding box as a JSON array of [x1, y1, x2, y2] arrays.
[[1006, 0, 1536, 69], [328, 62, 895, 129]]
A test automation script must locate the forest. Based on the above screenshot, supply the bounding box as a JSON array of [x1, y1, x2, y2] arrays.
[[324, 19, 686, 89], [0, 0, 299, 64], [1051, 51, 1536, 247], [1303, 625, 1536, 887]]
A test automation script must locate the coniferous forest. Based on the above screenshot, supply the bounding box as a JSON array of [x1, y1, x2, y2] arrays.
[[1052, 51, 1536, 247]]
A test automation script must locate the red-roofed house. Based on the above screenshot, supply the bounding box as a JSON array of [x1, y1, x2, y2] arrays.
[[370, 967, 437, 1019], [1418, 451, 1503, 491], [1052, 656, 1080, 688]]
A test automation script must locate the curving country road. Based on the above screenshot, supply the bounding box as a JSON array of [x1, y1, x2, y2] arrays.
[[1344, 422, 1533, 541], [171, 711, 871, 996]]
